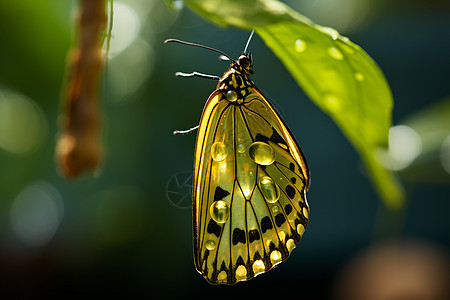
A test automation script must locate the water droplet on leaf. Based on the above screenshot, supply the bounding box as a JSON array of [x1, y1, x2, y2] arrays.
[[295, 39, 307, 53], [328, 47, 344, 60], [355, 72, 365, 81]]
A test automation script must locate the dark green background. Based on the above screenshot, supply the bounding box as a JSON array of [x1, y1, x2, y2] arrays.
[[0, 0, 449, 298]]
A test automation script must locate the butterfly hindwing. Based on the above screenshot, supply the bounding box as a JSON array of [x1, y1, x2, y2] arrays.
[[193, 84, 310, 284]]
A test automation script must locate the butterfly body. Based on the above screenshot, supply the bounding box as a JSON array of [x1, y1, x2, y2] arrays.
[[216, 54, 254, 102], [191, 51, 310, 285]]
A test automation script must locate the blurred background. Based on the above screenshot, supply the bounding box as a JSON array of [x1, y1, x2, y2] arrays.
[[0, 0, 449, 298]]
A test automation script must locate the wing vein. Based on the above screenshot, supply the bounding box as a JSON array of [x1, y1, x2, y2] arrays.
[[199, 103, 231, 263]]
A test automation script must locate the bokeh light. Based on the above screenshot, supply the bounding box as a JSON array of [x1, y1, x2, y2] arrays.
[[0, 90, 47, 155], [144, 0, 181, 33], [333, 241, 450, 300], [105, 0, 180, 101], [376, 125, 422, 171], [108, 1, 141, 58], [10, 181, 63, 248], [108, 39, 154, 101]]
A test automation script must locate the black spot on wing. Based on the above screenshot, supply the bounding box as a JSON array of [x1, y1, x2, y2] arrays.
[[232, 228, 246, 245], [289, 163, 295, 171], [286, 185, 296, 199], [255, 133, 269, 143], [220, 260, 227, 271], [255, 128, 287, 146], [207, 219, 222, 237], [284, 204, 293, 215], [295, 212, 308, 227], [270, 128, 287, 145], [236, 256, 245, 268], [253, 251, 262, 261], [298, 199, 308, 215], [261, 216, 273, 233], [290, 177, 296, 184], [215, 261, 230, 285], [275, 213, 286, 227], [249, 229, 261, 243], [201, 249, 210, 272], [214, 186, 230, 201], [268, 241, 276, 251]]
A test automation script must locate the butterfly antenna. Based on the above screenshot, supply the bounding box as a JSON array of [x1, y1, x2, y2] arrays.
[[243, 29, 255, 53], [165, 39, 237, 64]]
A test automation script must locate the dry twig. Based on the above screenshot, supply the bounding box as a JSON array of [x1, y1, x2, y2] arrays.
[[56, 0, 106, 178]]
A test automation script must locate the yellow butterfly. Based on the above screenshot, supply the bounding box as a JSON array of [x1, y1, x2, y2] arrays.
[[165, 30, 310, 285]]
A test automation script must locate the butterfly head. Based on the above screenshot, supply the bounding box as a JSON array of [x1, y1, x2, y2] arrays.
[[236, 52, 254, 75]]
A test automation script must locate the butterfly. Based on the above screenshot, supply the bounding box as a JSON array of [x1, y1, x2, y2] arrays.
[[165, 30, 310, 285]]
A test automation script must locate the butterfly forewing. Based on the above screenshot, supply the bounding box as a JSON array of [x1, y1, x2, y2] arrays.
[[193, 76, 310, 284]]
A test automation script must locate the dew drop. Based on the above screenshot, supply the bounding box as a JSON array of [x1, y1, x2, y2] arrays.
[[355, 72, 365, 81], [235, 265, 247, 279], [226, 90, 237, 102], [237, 143, 245, 153], [249, 142, 275, 165], [323, 93, 341, 111], [258, 176, 280, 204], [211, 142, 228, 161], [270, 250, 282, 265], [294, 39, 307, 53], [328, 47, 344, 60], [205, 239, 216, 250], [271, 204, 280, 214], [286, 239, 295, 252], [210, 200, 229, 223], [252, 260, 265, 275]]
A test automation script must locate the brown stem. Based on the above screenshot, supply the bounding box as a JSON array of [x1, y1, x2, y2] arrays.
[[56, 0, 106, 178]]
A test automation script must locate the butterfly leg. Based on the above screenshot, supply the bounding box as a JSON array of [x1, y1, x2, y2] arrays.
[[175, 71, 220, 81], [173, 125, 200, 135]]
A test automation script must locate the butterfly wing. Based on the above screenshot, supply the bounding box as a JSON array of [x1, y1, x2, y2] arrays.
[[193, 87, 310, 285]]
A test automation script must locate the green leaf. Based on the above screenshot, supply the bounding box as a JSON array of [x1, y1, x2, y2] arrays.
[[185, 0, 311, 28], [256, 22, 404, 209], [183, 0, 404, 209]]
